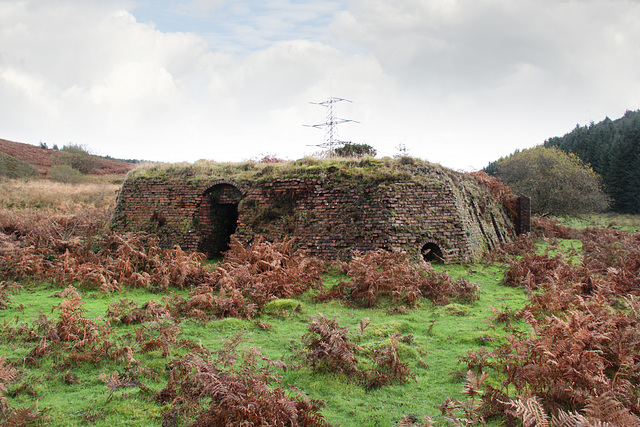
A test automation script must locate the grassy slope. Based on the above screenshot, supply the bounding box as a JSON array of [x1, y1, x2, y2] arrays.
[[0, 178, 121, 212], [0, 260, 530, 426], [0, 138, 135, 177], [558, 213, 640, 233]]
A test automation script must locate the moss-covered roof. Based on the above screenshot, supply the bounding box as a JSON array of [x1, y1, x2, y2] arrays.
[[125, 156, 470, 187]]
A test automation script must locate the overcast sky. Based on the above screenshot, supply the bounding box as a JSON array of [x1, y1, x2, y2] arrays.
[[2, 0, 639, 170]]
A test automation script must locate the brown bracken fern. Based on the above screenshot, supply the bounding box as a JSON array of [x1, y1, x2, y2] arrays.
[[158, 334, 329, 427]]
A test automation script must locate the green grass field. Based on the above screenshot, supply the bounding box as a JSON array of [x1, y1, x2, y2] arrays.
[[557, 213, 640, 232], [0, 259, 531, 426]]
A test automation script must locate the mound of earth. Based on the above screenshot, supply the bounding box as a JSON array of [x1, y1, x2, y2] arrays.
[[0, 138, 135, 176]]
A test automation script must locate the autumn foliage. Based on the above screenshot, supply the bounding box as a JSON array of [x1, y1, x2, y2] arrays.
[[158, 335, 330, 427], [489, 146, 610, 216], [316, 249, 479, 307], [301, 314, 415, 390], [466, 221, 640, 425], [5, 204, 640, 425]]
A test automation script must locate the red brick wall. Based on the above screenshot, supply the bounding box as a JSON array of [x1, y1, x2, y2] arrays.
[[112, 174, 514, 263]]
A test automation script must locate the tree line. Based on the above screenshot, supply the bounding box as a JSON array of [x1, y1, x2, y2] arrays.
[[543, 109, 640, 214], [485, 109, 640, 216]]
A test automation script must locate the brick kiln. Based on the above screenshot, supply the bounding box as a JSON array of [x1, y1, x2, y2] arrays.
[[111, 158, 528, 263]]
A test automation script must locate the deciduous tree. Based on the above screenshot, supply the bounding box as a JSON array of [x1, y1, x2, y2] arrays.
[[333, 142, 377, 158], [56, 143, 97, 175], [492, 146, 609, 216], [544, 109, 640, 213]]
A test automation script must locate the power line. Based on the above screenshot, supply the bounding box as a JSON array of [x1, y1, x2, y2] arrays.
[[304, 97, 359, 155]]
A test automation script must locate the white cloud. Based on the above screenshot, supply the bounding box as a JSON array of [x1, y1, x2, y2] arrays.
[[1, 0, 639, 169], [329, 0, 640, 167]]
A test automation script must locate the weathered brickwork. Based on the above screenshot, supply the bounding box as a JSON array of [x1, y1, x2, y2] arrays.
[[514, 196, 532, 235], [112, 167, 517, 263]]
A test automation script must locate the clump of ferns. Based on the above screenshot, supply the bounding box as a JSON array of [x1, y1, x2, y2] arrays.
[[158, 333, 329, 427], [300, 314, 416, 390]]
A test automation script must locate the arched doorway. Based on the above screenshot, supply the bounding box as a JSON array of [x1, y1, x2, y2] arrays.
[[421, 242, 444, 263], [197, 183, 244, 258]]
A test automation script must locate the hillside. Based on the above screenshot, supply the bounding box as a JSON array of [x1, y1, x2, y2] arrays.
[[0, 138, 135, 176]]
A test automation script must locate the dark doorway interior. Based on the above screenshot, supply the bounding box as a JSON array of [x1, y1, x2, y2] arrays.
[[198, 184, 243, 258], [421, 242, 444, 263], [209, 203, 239, 256]]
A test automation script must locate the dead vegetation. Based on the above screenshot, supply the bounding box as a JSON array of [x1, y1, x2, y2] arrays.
[[315, 249, 479, 307], [482, 233, 537, 264], [0, 179, 121, 212], [5, 204, 640, 425], [302, 314, 362, 378], [167, 236, 326, 322], [158, 334, 330, 427], [0, 209, 212, 293], [532, 215, 582, 239], [212, 236, 325, 308], [0, 207, 427, 424], [467, 171, 516, 217], [459, 219, 640, 425], [301, 314, 416, 390]]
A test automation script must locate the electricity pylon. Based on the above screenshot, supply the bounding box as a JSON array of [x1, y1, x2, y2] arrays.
[[304, 97, 358, 156]]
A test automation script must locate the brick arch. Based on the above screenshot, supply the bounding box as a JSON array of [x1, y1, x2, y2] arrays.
[[203, 180, 246, 198], [420, 239, 447, 263]]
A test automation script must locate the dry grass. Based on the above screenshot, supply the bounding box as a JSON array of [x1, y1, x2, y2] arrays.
[[127, 155, 456, 188], [0, 178, 120, 213]]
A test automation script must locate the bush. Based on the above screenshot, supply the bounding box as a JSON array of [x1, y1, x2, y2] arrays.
[[211, 236, 324, 309], [159, 335, 329, 426], [463, 227, 640, 423], [302, 314, 362, 376], [300, 314, 416, 389], [48, 164, 85, 184], [334, 142, 377, 158], [491, 146, 610, 216], [315, 249, 479, 307], [56, 144, 98, 175], [0, 153, 36, 180]]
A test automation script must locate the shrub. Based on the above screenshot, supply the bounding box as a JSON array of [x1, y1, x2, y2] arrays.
[[531, 215, 581, 239], [300, 314, 415, 389], [367, 335, 416, 389], [0, 153, 36, 180], [48, 164, 85, 184], [483, 233, 537, 264], [302, 314, 362, 377], [0, 210, 213, 294], [333, 142, 377, 158], [212, 236, 324, 309], [56, 144, 98, 175], [0, 354, 43, 425], [463, 228, 640, 421], [491, 146, 610, 216]]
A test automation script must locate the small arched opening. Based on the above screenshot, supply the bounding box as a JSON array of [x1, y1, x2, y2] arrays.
[[197, 183, 244, 258], [421, 242, 444, 263]]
